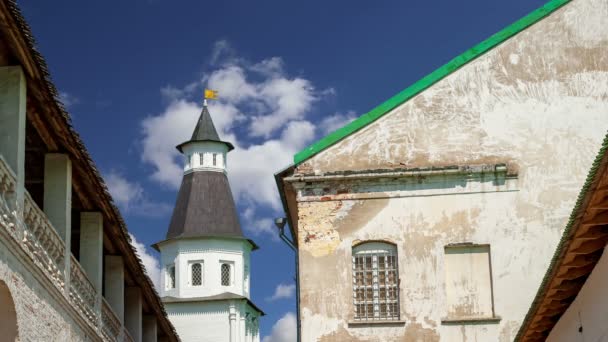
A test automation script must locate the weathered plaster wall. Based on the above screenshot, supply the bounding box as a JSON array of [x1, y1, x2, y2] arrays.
[[299, 0, 608, 176], [0, 237, 93, 342], [546, 245, 608, 342], [292, 0, 608, 340]]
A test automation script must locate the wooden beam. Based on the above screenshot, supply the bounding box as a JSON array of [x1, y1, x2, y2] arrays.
[[555, 263, 596, 281], [570, 239, 608, 254], [562, 253, 600, 268], [582, 210, 608, 225]]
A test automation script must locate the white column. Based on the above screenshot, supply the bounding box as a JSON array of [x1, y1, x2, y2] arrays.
[[125, 286, 143, 342], [80, 212, 103, 291], [229, 302, 237, 342], [80, 212, 103, 319], [43, 153, 72, 241], [0, 66, 26, 207], [142, 315, 157, 342], [44, 153, 72, 294], [240, 304, 246, 342], [105, 255, 125, 323]]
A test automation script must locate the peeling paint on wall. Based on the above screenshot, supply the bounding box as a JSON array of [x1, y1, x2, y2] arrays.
[[288, 0, 608, 340]]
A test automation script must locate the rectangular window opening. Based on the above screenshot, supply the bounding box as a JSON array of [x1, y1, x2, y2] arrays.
[[444, 244, 495, 321]]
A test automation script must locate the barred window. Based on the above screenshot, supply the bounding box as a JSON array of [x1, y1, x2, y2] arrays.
[[352, 242, 399, 321], [213, 153, 217, 166], [199, 153, 204, 166], [191, 263, 202, 286], [166, 265, 176, 289], [221, 263, 231, 286]]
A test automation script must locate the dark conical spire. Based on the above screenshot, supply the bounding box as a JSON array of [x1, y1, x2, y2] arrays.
[[191, 105, 221, 141], [176, 104, 234, 152]]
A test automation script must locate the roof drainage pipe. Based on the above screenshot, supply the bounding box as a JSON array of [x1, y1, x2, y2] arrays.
[[274, 217, 300, 342]]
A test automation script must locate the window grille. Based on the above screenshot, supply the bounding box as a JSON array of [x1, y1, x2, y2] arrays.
[[213, 153, 217, 166], [221, 263, 231, 286], [199, 153, 204, 166], [167, 265, 176, 289], [352, 242, 399, 321], [191, 263, 202, 286]]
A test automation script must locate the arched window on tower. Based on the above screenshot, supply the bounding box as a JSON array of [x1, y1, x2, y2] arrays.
[[221, 263, 231, 286], [191, 262, 203, 286]]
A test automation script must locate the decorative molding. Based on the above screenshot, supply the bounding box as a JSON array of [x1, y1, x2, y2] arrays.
[[291, 164, 518, 202]]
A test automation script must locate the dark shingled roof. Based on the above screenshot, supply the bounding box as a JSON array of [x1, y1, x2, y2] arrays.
[[176, 105, 234, 152], [166, 171, 243, 239]]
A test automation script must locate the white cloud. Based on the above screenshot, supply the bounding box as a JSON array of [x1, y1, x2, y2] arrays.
[[267, 283, 296, 301], [208, 65, 257, 103], [210, 39, 237, 65], [249, 77, 316, 138], [129, 233, 160, 290], [105, 171, 144, 209], [262, 312, 297, 342], [59, 91, 80, 108], [319, 111, 357, 135], [138, 40, 350, 235], [251, 57, 284, 77], [105, 171, 171, 217]]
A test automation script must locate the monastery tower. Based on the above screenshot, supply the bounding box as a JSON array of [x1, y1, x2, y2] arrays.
[[153, 101, 263, 342]]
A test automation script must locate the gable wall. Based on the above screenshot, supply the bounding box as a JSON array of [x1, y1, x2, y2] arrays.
[[292, 0, 608, 340]]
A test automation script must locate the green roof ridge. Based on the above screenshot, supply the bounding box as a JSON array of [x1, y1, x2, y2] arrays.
[[294, 0, 571, 165]]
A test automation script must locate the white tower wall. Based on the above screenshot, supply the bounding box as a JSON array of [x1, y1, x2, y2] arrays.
[[159, 238, 252, 299]]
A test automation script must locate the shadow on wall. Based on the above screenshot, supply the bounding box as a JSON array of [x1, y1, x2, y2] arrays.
[[0, 280, 18, 341]]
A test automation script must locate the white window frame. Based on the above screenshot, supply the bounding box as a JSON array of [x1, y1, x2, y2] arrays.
[[352, 241, 400, 321]]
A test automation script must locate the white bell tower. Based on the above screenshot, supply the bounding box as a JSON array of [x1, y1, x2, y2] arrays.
[[153, 101, 262, 342]]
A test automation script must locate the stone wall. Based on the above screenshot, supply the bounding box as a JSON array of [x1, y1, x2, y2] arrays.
[[0, 237, 95, 341]]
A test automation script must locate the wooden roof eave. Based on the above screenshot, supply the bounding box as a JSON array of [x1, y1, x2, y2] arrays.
[[0, 1, 179, 340], [516, 135, 608, 341]]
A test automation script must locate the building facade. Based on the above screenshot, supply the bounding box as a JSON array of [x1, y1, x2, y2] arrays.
[[0, 1, 179, 341], [154, 104, 263, 342], [276, 0, 608, 340]]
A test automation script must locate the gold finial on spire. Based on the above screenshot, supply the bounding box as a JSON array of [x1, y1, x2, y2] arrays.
[[204, 89, 218, 100], [203, 89, 218, 106]]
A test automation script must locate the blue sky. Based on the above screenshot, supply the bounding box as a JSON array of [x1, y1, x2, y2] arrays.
[[19, 0, 547, 340]]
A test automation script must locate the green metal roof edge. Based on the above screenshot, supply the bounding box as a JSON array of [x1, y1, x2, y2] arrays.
[[515, 131, 608, 340], [294, 0, 571, 165]]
